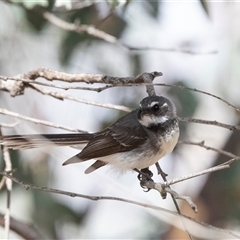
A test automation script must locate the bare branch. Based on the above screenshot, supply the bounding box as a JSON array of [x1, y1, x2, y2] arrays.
[[0, 170, 188, 214], [1, 69, 239, 115], [24, 68, 163, 84], [0, 121, 19, 128], [0, 70, 163, 98], [143, 181, 198, 213], [118, 82, 240, 113], [0, 76, 24, 96], [142, 75, 194, 238], [42, 11, 217, 55], [0, 108, 82, 132], [178, 117, 240, 131], [42, 11, 122, 46], [28, 84, 132, 112], [165, 187, 198, 213], [1, 126, 12, 239], [0, 176, 6, 190], [98, 82, 240, 113], [0, 171, 239, 239], [126, 45, 218, 54], [4, 0, 218, 55], [179, 140, 240, 159], [135, 159, 238, 217], [165, 158, 237, 186], [153, 83, 240, 113], [0, 76, 71, 90]]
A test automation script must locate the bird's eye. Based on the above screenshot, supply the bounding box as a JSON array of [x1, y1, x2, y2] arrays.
[[152, 104, 159, 112]]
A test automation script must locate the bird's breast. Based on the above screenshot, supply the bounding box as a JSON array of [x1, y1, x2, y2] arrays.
[[156, 126, 179, 158]]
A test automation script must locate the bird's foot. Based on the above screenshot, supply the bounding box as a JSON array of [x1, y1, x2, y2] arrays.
[[134, 168, 153, 192]]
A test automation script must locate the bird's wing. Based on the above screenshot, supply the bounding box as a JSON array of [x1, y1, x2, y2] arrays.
[[69, 110, 148, 161]]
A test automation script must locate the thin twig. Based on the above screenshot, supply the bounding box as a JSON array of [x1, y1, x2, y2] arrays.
[[179, 140, 240, 159], [0, 121, 19, 128], [143, 78, 193, 239], [0, 76, 71, 90], [29, 84, 132, 112], [4, 0, 218, 55], [144, 181, 198, 213], [41, 11, 217, 55], [165, 158, 237, 186], [0, 108, 82, 132], [153, 83, 240, 113], [165, 187, 197, 213], [42, 11, 123, 46], [178, 117, 240, 131], [1, 171, 238, 239], [0, 177, 6, 190], [100, 82, 240, 113], [96, 82, 240, 113], [25, 69, 163, 85], [1, 69, 239, 114], [156, 165, 194, 240], [125, 44, 218, 54], [1, 129, 12, 239]]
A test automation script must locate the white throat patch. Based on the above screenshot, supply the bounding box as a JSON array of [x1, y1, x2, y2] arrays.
[[139, 114, 169, 127]]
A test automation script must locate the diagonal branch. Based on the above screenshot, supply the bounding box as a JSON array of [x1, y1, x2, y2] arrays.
[[0, 108, 82, 132], [0, 171, 239, 239], [28, 83, 132, 112], [178, 117, 240, 131], [165, 158, 238, 186], [179, 140, 240, 159]]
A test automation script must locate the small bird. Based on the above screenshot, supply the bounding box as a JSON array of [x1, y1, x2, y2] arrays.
[[0, 96, 179, 175]]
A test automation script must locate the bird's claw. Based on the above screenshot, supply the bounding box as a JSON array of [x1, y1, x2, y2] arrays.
[[136, 168, 154, 192]]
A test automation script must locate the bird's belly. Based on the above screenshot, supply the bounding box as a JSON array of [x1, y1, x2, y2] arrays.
[[99, 128, 179, 172], [99, 150, 159, 172], [156, 128, 179, 159]]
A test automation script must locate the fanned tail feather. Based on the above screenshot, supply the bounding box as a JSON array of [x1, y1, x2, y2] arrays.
[[0, 133, 93, 150]]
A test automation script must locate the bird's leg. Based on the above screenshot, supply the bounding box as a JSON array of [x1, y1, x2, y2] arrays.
[[134, 167, 153, 191], [155, 162, 168, 178]]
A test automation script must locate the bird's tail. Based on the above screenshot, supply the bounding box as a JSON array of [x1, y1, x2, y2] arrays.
[[0, 133, 93, 150]]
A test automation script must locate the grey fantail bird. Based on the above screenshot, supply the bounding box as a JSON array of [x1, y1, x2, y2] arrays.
[[0, 96, 179, 174]]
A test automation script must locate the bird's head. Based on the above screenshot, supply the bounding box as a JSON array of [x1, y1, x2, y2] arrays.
[[138, 96, 177, 128]]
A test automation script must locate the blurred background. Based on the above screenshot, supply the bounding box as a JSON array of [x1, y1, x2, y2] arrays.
[[0, 0, 240, 239]]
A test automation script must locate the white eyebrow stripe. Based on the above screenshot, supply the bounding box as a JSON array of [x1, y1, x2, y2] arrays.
[[149, 101, 168, 108], [149, 101, 160, 107], [162, 102, 168, 107]]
